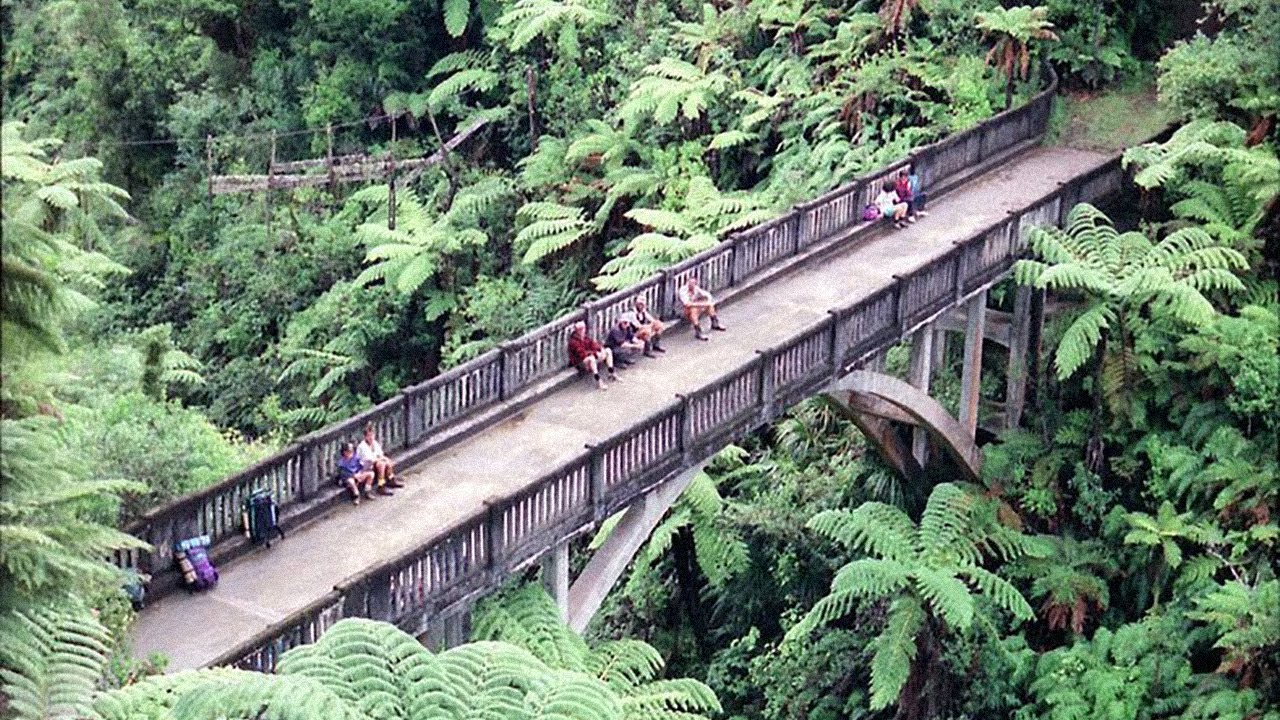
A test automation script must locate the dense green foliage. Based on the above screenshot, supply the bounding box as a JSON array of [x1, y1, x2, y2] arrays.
[[1, 0, 1278, 718]]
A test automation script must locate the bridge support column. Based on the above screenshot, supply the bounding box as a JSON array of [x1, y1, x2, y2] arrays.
[[566, 464, 703, 633], [542, 540, 570, 622], [1005, 285, 1033, 429], [958, 290, 987, 437], [908, 329, 933, 466], [931, 327, 947, 382]]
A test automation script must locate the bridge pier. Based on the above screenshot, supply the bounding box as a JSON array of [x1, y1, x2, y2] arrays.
[[958, 289, 987, 437], [908, 330, 934, 465], [541, 539, 570, 621], [566, 464, 703, 633], [1005, 285, 1033, 428]]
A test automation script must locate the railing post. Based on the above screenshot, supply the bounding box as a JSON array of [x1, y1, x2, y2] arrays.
[[676, 394, 693, 460], [366, 572, 392, 621], [581, 302, 596, 339], [728, 235, 743, 286], [587, 444, 606, 520], [484, 499, 504, 575], [827, 310, 843, 380], [893, 274, 909, 337], [757, 349, 777, 422], [401, 391, 418, 446], [299, 442, 320, 500], [340, 580, 368, 619], [659, 269, 676, 318]]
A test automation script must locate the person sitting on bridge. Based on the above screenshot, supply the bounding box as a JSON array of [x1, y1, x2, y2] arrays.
[[896, 166, 929, 220], [605, 317, 647, 366], [678, 276, 726, 341], [624, 297, 665, 354], [337, 442, 375, 505], [568, 320, 618, 390], [876, 180, 911, 229], [358, 422, 400, 496]]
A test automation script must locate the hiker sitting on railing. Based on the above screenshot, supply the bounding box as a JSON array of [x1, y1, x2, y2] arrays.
[[678, 276, 726, 341], [876, 181, 912, 229], [358, 422, 400, 496], [568, 321, 619, 391], [337, 442, 375, 505], [605, 317, 647, 367], [897, 165, 929, 220], [623, 297, 666, 355]]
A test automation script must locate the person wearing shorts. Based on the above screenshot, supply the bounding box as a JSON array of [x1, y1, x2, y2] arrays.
[[336, 442, 375, 504]]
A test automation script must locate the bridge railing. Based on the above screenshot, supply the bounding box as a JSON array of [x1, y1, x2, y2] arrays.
[[213, 147, 1126, 673], [118, 67, 1058, 593]]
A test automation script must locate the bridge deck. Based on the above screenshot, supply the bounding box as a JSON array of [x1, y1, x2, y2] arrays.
[[131, 145, 1108, 670]]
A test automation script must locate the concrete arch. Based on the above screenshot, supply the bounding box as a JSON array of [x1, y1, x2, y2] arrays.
[[828, 370, 983, 481]]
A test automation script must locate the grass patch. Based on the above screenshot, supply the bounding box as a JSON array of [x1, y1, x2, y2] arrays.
[[1047, 73, 1179, 153]]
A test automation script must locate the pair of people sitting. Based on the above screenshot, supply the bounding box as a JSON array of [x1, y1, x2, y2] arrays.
[[874, 164, 929, 229], [568, 278, 726, 389], [335, 423, 401, 504]]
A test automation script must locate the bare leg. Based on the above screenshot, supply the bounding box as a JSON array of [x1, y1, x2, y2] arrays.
[[584, 356, 606, 390]]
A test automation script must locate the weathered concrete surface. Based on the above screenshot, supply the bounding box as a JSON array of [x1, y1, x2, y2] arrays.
[[830, 370, 984, 481], [130, 146, 1108, 670]]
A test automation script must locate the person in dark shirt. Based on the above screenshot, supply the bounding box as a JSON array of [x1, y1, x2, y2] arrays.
[[605, 317, 646, 366], [898, 164, 928, 219], [336, 443, 375, 505], [567, 321, 618, 390]]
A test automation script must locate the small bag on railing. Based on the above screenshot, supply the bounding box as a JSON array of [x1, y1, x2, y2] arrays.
[[174, 536, 218, 592], [242, 490, 285, 547], [862, 204, 882, 221]]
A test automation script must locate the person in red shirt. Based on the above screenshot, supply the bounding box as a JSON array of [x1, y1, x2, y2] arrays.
[[568, 321, 619, 390]]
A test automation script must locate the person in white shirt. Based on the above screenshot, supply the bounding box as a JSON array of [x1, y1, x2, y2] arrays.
[[357, 422, 400, 496], [623, 297, 665, 355], [677, 276, 726, 341], [876, 180, 911, 229]]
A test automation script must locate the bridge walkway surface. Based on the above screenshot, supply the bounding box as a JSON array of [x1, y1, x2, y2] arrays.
[[132, 144, 1108, 670]]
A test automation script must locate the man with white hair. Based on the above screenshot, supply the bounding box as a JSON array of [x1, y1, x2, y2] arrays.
[[567, 320, 618, 390], [677, 275, 726, 341]]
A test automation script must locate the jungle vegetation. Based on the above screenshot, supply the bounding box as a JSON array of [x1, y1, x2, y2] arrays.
[[1, 0, 1277, 718]]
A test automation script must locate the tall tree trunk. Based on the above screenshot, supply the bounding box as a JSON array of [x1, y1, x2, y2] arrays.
[[1005, 72, 1015, 110], [672, 525, 710, 661]]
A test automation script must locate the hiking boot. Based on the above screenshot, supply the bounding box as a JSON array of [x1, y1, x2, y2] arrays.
[[377, 487, 396, 497], [711, 321, 727, 332], [608, 371, 621, 382], [907, 216, 916, 223], [644, 350, 656, 358], [597, 378, 608, 390], [617, 357, 634, 367], [352, 496, 361, 507], [388, 477, 405, 488], [652, 344, 666, 353], [363, 488, 377, 500]]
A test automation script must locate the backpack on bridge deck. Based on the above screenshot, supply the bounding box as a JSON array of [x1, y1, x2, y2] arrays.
[[862, 203, 882, 221], [242, 489, 285, 547], [174, 536, 218, 591]]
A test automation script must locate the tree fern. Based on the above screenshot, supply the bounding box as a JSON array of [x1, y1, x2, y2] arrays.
[[496, 0, 608, 56], [789, 483, 1037, 713], [0, 608, 112, 720], [1014, 203, 1247, 383], [516, 201, 594, 264], [473, 586, 721, 720]]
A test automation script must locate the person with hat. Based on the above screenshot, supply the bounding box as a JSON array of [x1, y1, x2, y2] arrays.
[[605, 316, 647, 366]]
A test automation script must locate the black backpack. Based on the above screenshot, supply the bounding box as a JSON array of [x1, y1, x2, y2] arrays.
[[242, 490, 286, 547]]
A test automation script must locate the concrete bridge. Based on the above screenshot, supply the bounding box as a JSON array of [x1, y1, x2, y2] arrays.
[[123, 78, 1129, 671]]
